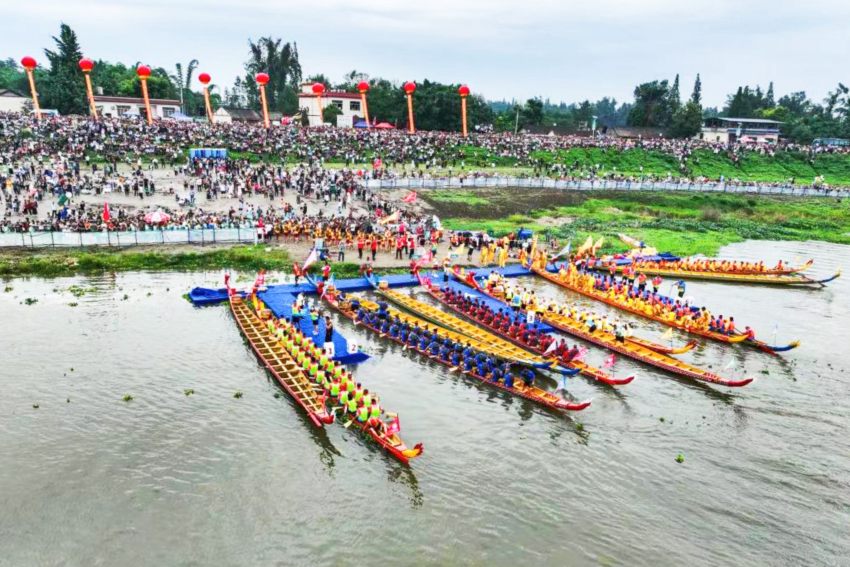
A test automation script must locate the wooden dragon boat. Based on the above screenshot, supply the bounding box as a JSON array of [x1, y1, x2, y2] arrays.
[[533, 265, 799, 355], [315, 284, 591, 413], [231, 281, 421, 464], [598, 260, 839, 286], [229, 294, 334, 427], [418, 275, 634, 386], [455, 267, 696, 357], [368, 277, 567, 373], [451, 270, 754, 387]]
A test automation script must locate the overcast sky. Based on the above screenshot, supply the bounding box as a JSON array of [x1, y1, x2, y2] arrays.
[[4, 0, 848, 108]]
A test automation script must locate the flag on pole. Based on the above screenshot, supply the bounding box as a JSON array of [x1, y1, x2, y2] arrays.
[[102, 202, 111, 223], [573, 346, 589, 362], [302, 248, 319, 272], [543, 338, 559, 356], [321, 275, 335, 299], [661, 327, 674, 341], [551, 239, 572, 261], [603, 353, 617, 368], [379, 210, 401, 225], [403, 191, 417, 203]]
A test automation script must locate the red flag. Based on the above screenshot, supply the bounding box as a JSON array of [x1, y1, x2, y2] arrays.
[[102, 202, 110, 222], [403, 191, 417, 203]]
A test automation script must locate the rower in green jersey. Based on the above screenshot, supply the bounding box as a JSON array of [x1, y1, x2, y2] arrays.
[[356, 403, 369, 423]]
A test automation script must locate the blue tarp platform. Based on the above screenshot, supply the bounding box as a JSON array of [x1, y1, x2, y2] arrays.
[[188, 265, 538, 361], [257, 289, 369, 365], [188, 265, 532, 308]]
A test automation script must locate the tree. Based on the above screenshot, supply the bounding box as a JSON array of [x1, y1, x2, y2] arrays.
[[41, 23, 87, 115], [0, 58, 27, 93], [170, 59, 198, 113], [724, 85, 768, 117], [322, 104, 342, 126], [521, 98, 544, 127], [765, 81, 775, 108], [627, 80, 672, 127], [669, 101, 703, 138], [668, 74, 681, 113], [690, 74, 702, 106], [243, 37, 302, 114]]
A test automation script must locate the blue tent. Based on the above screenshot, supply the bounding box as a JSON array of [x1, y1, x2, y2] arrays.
[[189, 148, 228, 159], [353, 120, 369, 129]]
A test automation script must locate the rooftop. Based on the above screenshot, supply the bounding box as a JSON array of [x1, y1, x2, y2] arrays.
[[713, 117, 783, 125]]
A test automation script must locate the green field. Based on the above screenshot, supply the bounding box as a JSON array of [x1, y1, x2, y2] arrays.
[[433, 190, 850, 256]]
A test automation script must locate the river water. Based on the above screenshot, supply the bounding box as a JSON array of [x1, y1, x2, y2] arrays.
[[1, 241, 848, 567]]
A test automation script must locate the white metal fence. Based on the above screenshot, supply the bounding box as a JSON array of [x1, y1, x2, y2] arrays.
[[366, 177, 850, 198], [0, 227, 259, 248]]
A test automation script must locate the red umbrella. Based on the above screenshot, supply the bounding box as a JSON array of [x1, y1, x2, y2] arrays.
[[144, 210, 171, 225], [374, 122, 395, 129]]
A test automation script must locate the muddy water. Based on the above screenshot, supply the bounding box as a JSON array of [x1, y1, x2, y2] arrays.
[[0, 241, 848, 566]]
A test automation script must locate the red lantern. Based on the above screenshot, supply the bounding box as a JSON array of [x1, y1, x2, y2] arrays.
[[198, 72, 211, 85], [255, 72, 270, 85], [403, 81, 416, 95], [136, 64, 151, 78], [458, 84, 470, 97], [356, 81, 370, 94], [79, 58, 94, 73], [312, 82, 325, 95], [21, 56, 37, 70]]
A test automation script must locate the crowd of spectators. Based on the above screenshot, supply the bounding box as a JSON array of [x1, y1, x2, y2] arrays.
[[2, 110, 848, 234]]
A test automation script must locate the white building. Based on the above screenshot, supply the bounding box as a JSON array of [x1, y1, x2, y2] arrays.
[[0, 89, 29, 113], [297, 83, 363, 127], [94, 95, 181, 120], [697, 117, 782, 144], [213, 107, 263, 124]]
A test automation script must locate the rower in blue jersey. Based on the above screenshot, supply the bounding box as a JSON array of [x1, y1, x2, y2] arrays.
[[521, 368, 536, 387], [491, 365, 503, 383]]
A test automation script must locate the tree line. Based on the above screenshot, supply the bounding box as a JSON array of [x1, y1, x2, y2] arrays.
[[2, 23, 849, 142]]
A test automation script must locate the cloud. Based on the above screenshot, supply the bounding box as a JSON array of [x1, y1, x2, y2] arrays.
[[5, 0, 848, 107]]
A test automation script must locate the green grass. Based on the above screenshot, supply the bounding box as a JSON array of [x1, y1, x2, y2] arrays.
[[0, 245, 294, 278], [427, 191, 490, 206], [441, 190, 850, 256], [0, 245, 415, 279]]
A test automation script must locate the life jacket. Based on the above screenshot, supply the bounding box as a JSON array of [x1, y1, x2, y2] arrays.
[[356, 406, 369, 423]]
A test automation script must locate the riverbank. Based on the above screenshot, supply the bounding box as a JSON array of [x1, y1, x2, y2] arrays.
[[0, 244, 427, 279], [431, 189, 850, 256]]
